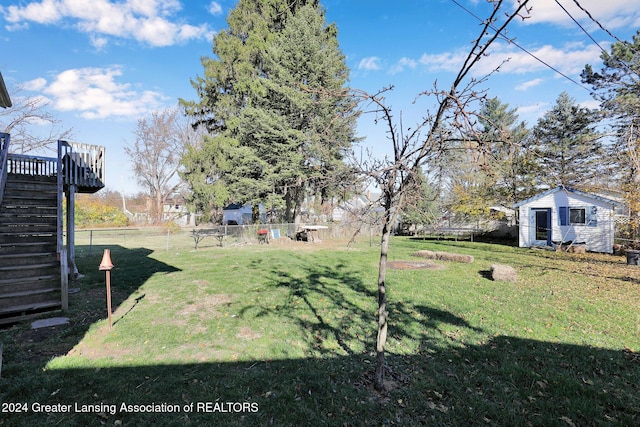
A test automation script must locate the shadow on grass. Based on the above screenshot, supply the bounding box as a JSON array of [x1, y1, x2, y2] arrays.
[[1, 336, 638, 426], [1, 247, 639, 426], [240, 258, 377, 356], [72, 245, 181, 329], [0, 245, 180, 379]]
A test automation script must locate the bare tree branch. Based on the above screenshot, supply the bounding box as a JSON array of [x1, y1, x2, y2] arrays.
[[349, 0, 532, 391], [0, 84, 73, 154], [125, 107, 204, 224]]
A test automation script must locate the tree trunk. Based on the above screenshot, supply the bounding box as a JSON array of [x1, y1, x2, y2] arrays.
[[293, 179, 304, 229], [374, 192, 393, 391], [154, 191, 164, 224], [252, 204, 260, 224]]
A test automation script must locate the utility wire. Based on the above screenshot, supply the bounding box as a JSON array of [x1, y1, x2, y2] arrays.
[[554, 0, 607, 55], [563, 0, 640, 84], [571, 0, 636, 51], [449, 0, 591, 92]]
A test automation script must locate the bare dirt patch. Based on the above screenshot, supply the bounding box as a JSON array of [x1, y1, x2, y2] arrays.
[[178, 293, 233, 321], [387, 261, 446, 270], [236, 326, 261, 340]]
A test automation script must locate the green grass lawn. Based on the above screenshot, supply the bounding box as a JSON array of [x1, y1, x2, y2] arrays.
[[1, 237, 639, 426]]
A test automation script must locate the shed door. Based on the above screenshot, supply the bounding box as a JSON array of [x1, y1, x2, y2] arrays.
[[531, 208, 552, 246]]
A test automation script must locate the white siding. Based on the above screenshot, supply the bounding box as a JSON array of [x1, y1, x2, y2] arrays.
[[517, 190, 616, 253]]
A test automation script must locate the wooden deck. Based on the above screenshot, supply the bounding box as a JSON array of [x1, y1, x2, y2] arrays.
[[0, 136, 105, 324]]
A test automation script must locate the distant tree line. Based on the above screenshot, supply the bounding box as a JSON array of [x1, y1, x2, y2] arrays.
[[112, 1, 640, 240]]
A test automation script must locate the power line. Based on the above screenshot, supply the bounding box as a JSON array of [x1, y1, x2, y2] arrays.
[[563, 0, 640, 83], [571, 0, 634, 49], [449, 0, 590, 92], [554, 0, 607, 55]]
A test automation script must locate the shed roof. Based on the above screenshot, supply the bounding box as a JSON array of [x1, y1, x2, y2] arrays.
[[513, 186, 620, 208], [223, 203, 244, 211], [0, 72, 11, 109]]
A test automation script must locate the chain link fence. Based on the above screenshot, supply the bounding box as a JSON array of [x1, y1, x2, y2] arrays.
[[72, 222, 383, 256]]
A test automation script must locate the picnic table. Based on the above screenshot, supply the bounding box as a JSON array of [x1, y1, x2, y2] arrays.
[[191, 228, 226, 249]]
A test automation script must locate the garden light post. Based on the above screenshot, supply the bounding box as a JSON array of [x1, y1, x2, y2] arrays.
[[99, 249, 114, 329]]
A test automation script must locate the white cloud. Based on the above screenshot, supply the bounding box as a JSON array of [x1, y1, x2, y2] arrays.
[[579, 99, 601, 110], [1, 0, 211, 47], [389, 57, 417, 75], [419, 41, 602, 78], [485, 42, 603, 76], [516, 102, 548, 121], [358, 57, 381, 71], [1, 0, 61, 25], [418, 51, 467, 73], [515, 78, 544, 91], [208, 2, 223, 15], [23, 77, 48, 91], [90, 35, 109, 50], [42, 66, 167, 119], [511, 0, 640, 30]]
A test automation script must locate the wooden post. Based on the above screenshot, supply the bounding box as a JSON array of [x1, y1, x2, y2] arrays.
[[66, 184, 77, 277], [60, 248, 68, 311], [99, 249, 114, 329], [105, 270, 112, 329]]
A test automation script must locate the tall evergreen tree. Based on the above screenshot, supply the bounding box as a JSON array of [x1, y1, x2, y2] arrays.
[[439, 97, 533, 218], [582, 30, 640, 137], [479, 97, 534, 205], [582, 31, 640, 239], [180, 0, 357, 222], [531, 91, 602, 189]]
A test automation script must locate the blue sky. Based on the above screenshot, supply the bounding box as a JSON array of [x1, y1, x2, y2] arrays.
[[1, 0, 639, 195]]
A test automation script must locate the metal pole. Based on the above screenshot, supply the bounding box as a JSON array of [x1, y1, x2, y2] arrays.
[[106, 270, 112, 329]]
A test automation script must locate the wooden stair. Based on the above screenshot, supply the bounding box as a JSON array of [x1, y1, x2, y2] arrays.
[[0, 173, 62, 324]]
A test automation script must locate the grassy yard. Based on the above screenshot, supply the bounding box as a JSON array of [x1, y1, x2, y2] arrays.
[[1, 237, 639, 426]]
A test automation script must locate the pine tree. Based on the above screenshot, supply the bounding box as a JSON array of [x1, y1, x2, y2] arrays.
[[583, 31, 640, 241], [479, 97, 534, 205], [180, 0, 357, 222], [531, 91, 602, 189]]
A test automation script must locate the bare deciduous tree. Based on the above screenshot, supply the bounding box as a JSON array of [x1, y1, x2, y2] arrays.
[[125, 108, 203, 224], [0, 84, 73, 153], [351, 0, 532, 391]]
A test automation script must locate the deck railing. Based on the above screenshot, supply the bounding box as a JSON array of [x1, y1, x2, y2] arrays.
[[0, 133, 9, 205], [2, 139, 105, 276], [5, 153, 58, 176], [59, 140, 105, 190]]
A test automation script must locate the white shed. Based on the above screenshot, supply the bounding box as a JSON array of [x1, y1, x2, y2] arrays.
[[222, 203, 266, 225], [513, 186, 619, 253]]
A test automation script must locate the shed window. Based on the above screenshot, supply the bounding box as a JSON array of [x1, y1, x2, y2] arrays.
[[569, 208, 586, 224], [559, 206, 597, 227]]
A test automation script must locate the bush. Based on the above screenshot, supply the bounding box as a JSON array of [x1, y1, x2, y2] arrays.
[[74, 198, 129, 228]]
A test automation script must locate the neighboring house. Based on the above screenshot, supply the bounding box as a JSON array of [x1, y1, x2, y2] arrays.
[[222, 203, 266, 225], [162, 200, 195, 226], [513, 186, 619, 253], [331, 192, 383, 223]]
